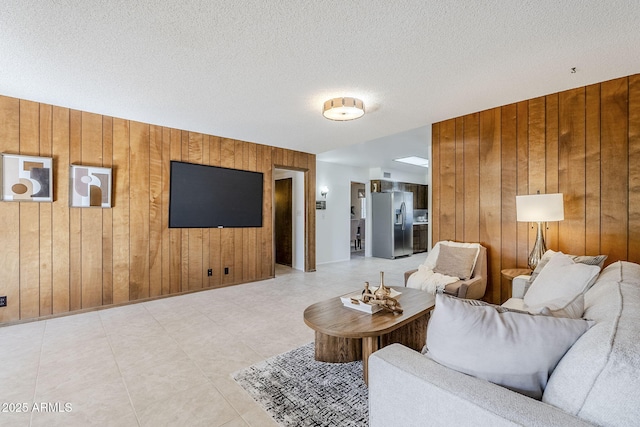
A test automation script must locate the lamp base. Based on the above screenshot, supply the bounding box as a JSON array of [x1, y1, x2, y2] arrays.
[[528, 221, 547, 270]]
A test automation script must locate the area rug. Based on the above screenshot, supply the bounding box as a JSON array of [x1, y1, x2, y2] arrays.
[[232, 343, 368, 427]]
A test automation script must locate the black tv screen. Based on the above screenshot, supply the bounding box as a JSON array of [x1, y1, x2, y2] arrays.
[[169, 161, 263, 228]]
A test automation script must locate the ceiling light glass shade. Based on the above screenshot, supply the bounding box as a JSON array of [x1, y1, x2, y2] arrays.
[[322, 97, 365, 121], [516, 193, 564, 222]]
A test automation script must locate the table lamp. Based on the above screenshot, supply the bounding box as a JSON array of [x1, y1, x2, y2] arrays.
[[516, 193, 564, 270]]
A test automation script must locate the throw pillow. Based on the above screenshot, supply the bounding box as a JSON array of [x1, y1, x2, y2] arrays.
[[527, 249, 557, 283], [528, 250, 607, 284], [433, 244, 478, 280], [572, 254, 608, 268], [426, 294, 593, 399], [524, 252, 600, 309], [422, 241, 481, 272]]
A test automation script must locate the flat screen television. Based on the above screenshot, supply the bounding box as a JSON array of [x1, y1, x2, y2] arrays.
[[169, 161, 263, 228]]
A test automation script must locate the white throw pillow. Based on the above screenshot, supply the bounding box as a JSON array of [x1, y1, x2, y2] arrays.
[[426, 294, 593, 399], [528, 250, 607, 284], [524, 252, 600, 309]]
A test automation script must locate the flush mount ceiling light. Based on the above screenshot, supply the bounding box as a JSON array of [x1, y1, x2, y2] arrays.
[[394, 156, 430, 168], [322, 97, 365, 121]]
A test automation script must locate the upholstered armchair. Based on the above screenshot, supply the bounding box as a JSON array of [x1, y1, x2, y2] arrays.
[[404, 241, 488, 300]]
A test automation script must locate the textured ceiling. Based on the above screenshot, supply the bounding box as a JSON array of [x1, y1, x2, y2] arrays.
[[2, 1, 640, 171]]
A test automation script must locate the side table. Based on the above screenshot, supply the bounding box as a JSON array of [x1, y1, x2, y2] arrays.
[[501, 268, 532, 281], [501, 268, 532, 299]]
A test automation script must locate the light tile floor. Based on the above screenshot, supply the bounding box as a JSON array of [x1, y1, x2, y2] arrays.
[[0, 252, 427, 427]]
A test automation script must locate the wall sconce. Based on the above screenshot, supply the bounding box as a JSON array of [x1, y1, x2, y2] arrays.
[[516, 193, 564, 269], [320, 186, 329, 198]]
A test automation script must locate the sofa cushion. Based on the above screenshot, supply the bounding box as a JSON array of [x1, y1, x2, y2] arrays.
[[524, 252, 600, 309], [426, 294, 593, 399], [502, 294, 585, 319], [433, 244, 478, 280], [527, 293, 585, 319], [542, 261, 640, 426]]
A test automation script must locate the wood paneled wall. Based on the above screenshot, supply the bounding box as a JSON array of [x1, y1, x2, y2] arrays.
[[432, 74, 640, 305], [0, 95, 316, 324]]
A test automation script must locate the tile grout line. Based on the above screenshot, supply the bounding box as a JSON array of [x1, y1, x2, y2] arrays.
[[98, 310, 142, 427], [29, 321, 47, 427], [142, 298, 252, 427]]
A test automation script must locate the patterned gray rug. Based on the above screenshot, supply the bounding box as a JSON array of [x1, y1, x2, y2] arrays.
[[232, 343, 368, 426]]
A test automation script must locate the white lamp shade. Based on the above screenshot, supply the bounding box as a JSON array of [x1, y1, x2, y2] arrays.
[[516, 193, 564, 222]]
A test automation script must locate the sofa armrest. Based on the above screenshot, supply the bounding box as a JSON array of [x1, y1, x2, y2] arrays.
[[460, 276, 480, 299], [369, 344, 594, 427], [404, 269, 418, 286], [512, 275, 532, 299]]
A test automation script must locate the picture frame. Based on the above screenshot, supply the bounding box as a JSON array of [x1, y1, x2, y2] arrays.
[[0, 153, 53, 202], [70, 165, 112, 208]]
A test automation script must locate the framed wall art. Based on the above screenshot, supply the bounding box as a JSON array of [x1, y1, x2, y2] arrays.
[[0, 153, 53, 202], [70, 165, 112, 208]]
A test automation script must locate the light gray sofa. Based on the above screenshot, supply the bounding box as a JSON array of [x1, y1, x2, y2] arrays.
[[369, 261, 640, 426]]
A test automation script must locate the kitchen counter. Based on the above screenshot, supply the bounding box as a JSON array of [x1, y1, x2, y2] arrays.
[[413, 221, 428, 225]]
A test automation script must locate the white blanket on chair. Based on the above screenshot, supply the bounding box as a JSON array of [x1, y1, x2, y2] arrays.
[[406, 264, 459, 294]]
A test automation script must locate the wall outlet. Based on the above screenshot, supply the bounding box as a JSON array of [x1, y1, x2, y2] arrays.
[[0, 296, 6, 307], [207, 269, 212, 277], [224, 267, 229, 275]]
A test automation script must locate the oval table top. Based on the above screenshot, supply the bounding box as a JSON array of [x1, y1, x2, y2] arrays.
[[303, 286, 435, 339]]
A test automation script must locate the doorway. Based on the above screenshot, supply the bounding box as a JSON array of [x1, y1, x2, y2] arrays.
[[350, 181, 366, 258], [275, 178, 293, 266], [274, 169, 305, 271]]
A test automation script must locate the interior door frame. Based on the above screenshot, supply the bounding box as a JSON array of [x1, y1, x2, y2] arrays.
[[350, 181, 366, 256], [275, 177, 293, 267], [272, 166, 314, 274]]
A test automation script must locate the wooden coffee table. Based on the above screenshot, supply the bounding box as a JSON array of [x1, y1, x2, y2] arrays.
[[303, 286, 435, 384]]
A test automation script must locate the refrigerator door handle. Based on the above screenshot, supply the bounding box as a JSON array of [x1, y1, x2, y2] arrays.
[[401, 202, 405, 231]]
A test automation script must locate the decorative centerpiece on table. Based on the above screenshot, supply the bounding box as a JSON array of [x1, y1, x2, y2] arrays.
[[341, 271, 403, 314]]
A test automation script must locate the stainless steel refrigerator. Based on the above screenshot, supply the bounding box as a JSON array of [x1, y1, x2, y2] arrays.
[[371, 191, 413, 259]]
